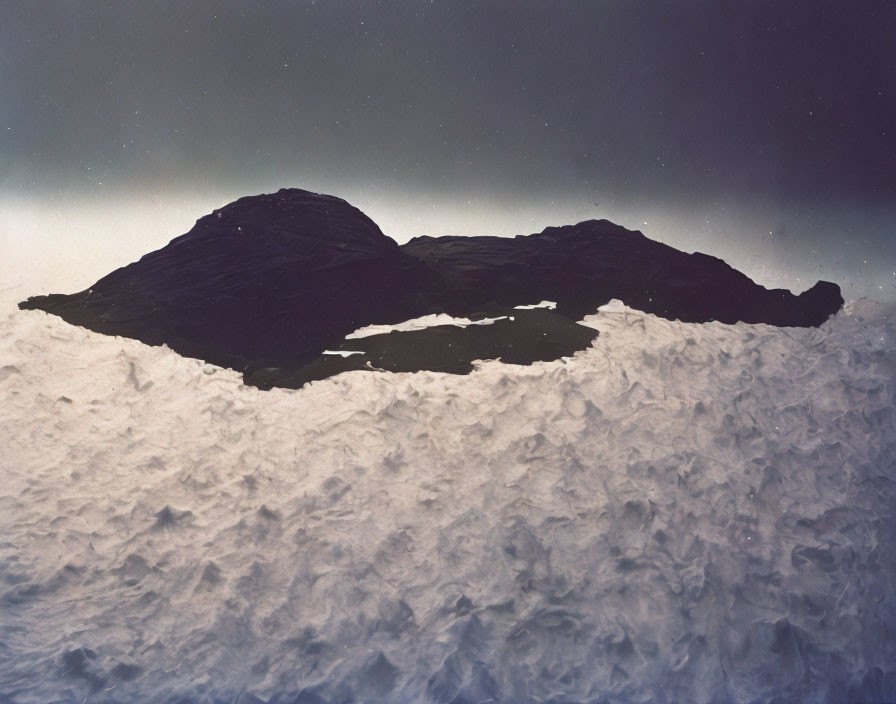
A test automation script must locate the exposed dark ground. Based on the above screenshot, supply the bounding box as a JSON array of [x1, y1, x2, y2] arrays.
[[20, 189, 843, 389]]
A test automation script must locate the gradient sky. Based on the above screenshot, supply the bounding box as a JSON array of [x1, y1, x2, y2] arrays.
[[2, 1, 895, 300]]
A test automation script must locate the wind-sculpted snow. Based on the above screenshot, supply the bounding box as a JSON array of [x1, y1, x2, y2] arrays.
[[1, 297, 894, 703]]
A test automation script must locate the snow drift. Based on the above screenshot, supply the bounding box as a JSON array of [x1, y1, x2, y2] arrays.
[[1, 296, 894, 703]]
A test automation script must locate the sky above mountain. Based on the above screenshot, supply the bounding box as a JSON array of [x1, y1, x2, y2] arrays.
[[2, 1, 895, 299]]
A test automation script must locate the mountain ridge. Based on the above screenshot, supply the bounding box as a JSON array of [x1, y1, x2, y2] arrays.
[[19, 188, 844, 388]]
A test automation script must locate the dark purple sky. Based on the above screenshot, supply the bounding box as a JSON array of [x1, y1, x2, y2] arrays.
[[2, 1, 895, 298]]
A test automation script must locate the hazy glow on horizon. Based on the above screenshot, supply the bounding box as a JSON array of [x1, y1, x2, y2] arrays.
[[3, 188, 894, 310], [3, 2, 893, 312]]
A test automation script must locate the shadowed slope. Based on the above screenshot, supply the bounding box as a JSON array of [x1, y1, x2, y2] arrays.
[[20, 189, 443, 374], [244, 305, 600, 390], [19, 188, 843, 388], [402, 221, 843, 326]]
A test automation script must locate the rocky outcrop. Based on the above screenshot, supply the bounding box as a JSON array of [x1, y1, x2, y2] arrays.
[[20, 188, 843, 388]]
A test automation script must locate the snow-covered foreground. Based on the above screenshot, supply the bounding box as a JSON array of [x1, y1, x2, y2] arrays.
[[1, 298, 894, 704]]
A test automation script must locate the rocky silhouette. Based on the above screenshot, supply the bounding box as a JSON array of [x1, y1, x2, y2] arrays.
[[20, 188, 843, 389]]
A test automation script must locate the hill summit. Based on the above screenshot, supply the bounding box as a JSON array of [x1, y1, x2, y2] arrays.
[[20, 188, 843, 388]]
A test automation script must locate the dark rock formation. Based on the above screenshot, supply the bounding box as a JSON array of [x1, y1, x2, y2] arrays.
[[19, 188, 843, 389], [21, 189, 441, 375], [245, 305, 601, 390], [402, 222, 843, 326]]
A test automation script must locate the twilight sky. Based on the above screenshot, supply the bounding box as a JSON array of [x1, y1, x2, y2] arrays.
[[2, 1, 895, 300]]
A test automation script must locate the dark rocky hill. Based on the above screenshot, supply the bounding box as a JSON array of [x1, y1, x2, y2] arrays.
[[403, 220, 843, 326], [21, 189, 442, 375], [20, 188, 843, 388]]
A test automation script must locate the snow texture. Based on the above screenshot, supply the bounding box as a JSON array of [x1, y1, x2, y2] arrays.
[[345, 314, 513, 340], [1, 297, 895, 704], [514, 301, 558, 311]]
